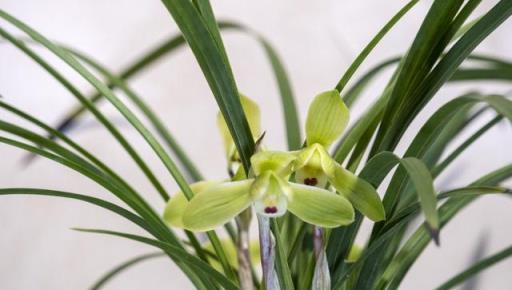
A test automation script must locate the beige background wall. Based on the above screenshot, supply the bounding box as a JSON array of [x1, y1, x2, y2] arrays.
[[1, 0, 511, 289]]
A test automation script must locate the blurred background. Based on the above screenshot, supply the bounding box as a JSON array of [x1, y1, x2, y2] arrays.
[[0, 0, 511, 289]]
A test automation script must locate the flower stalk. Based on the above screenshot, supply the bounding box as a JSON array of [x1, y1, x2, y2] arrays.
[[312, 226, 331, 290], [258, 214, 280, 290], [236, 209, 255, 290]]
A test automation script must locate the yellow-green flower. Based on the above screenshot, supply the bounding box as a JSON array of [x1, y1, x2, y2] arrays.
[[163, 180, 220, 228], [163, 90, 384, 233], [178, 151, 354, 232], [164, 94, 261, 229], [294, 90, 385, 222], [217, 94, 261, 164]]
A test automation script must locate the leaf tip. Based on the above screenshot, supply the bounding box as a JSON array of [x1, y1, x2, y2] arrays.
[[255, 131, 266, 151], [19, 153, 36, 168], [425, 223, 440, 246]]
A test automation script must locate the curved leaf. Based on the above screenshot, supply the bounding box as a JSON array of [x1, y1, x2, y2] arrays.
[[90, 252, 165, 290], [335, 0, 419, 93], [0, 188, 147, 230], [399, 157, 439, 243], [435, 245, 512, 290], [74, 228, 240, 290], [0, 26, 170, 201], [159, 0, 254, 172]]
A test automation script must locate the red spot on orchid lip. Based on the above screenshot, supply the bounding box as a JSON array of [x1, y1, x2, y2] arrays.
[[304, 177, 318, 186], [264, 206, 278, 214]]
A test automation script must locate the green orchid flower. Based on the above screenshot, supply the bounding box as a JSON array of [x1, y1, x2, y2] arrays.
[[164, 94, 260, 229], [294, 90, 386, 222], [163, 180, 220, 228], [217, 94, 261, 164], [181, 150, 354, 232]]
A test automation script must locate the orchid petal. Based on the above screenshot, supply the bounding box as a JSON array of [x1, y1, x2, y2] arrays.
[[163, 181, 218, 228], [288, 183, 354, 227], [294, 144, 336, 186], [251, 172, 291, 217], [251, 151, 296, 178], [329, 164, 385, 222], [183, 180, 253, 231]]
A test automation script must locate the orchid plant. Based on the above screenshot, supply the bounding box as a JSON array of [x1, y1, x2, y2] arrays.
[[1, 0, 512, 290]]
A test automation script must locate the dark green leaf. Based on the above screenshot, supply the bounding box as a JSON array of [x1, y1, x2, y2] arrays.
[[335, 0, 419, 93], [0, 188, 147, 230], [435, 244, 512, 290], [74, 228, 240, 290], [375, 0, 512, 152], [90, 252, 165, 290], [159, 0, 254, 172], [0, 24, 170, 201]]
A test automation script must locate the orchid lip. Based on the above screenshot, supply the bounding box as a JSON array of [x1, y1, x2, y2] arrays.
[[264, 206, 278, 214], [304, 177, 318, 186]]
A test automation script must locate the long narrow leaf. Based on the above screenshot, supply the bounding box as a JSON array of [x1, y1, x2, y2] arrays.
[[0, 25, 170, 201], [74, 228, 240, 290], [90, 252, 165, 290], [159, 1, 254, 172], [373, 0, 465, 153], [335, 0, 418, 93], [64, 46, 204, 182], [435, 244, 512, 290], [0, 11, 196, 200], [375, 0, 512, 152], [0, 188, 147, 230], [2, 12, 242, 280], [399, 157, 439, 243], [333, 182, 512, 289], [377, 165, 512, 289]]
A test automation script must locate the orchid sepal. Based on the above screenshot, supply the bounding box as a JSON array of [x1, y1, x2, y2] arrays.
[[305, 90, 349, 148], [163, 181, 219, 228]]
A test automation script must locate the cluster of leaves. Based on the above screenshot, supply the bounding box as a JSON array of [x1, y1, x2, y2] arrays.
[[1, 0, 512, 289]]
